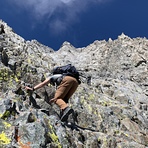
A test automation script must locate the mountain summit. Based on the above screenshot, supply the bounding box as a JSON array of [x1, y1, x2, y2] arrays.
[[0, 20, 148, 148]]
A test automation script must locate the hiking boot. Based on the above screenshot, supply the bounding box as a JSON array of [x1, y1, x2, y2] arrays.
[[60, 107, 73, 122]]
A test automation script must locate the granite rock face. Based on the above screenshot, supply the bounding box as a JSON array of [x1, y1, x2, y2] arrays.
[[0, 20, 148, 148]]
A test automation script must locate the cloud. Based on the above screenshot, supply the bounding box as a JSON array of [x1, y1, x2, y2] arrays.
[[11, 0, 110, 33]]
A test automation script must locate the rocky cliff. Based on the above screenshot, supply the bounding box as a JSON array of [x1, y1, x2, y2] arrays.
[[0, 20, 148, 148]]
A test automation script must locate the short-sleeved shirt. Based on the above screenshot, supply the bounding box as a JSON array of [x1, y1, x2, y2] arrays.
[[48, 74, 63, 86]]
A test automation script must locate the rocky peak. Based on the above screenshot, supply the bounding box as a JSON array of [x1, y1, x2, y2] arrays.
[[61, 41, 74, 47], [0, 20, 148, 148]]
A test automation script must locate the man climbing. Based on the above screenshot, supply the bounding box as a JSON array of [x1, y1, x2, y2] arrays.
[[25, 64, 80, 122]]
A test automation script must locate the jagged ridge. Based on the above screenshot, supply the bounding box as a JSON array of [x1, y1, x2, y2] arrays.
[[0, 20, 148, 148]]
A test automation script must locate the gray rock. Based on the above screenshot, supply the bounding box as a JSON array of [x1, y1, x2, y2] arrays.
[[0, 19, 147, 148]]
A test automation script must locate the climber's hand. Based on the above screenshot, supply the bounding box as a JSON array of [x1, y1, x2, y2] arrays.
[[49, 98, 57, 104], [25, 86, 33, 91]]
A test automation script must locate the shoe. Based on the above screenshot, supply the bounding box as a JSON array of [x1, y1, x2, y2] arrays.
[[60, 107, 73, 122]]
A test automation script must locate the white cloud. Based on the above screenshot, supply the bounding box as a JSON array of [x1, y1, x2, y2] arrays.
[[11, 0, 111, 33]]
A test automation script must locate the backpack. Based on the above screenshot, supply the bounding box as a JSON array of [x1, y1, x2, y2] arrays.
[[52, 64, 81, 84]]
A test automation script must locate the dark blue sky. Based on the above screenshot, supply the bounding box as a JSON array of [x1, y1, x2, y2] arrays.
[[0, 0, 148, 50]]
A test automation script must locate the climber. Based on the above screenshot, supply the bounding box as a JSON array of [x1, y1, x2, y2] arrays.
[[25, 64, 80, 122]]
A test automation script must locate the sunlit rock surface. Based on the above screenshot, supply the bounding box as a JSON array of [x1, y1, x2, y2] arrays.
[[0, 20, 147, 148]]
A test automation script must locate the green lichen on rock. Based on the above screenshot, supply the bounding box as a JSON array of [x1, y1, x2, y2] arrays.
[[0, 68, 10, 81], [0, 20, 148, 147], [1, 111, 11, 120], [0, 131, 11, 145], [2, 121, 11, 128], [48, 124, 62, 148], [43, 118, 62, 148]]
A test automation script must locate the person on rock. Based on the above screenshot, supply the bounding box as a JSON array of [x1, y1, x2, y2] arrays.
[[25, 64, 80, 122]]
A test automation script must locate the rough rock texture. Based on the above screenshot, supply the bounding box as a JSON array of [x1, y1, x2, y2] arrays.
[[0, 19, 148, 148]]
